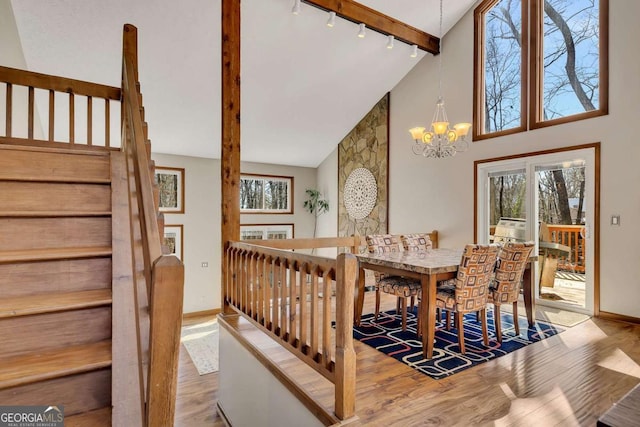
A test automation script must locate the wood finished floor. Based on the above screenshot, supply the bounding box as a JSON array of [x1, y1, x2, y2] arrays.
[[174, 292, 640, 426]]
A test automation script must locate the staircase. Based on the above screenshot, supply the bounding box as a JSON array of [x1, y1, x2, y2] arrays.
[[0, 24, 184, 426], [0, 145, 115, 424]]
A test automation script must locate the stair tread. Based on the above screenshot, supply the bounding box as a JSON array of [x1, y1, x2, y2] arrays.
[[0, 289, 112, 319], [64, 407, 112, 427], [0, 246, 112, 264], [0, 341, 111, 389]]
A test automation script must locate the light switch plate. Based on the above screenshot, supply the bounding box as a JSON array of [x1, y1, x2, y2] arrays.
[[201, 262, 209, 267], [611, 215, 620, 226]]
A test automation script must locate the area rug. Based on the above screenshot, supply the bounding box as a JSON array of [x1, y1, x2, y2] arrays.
[[180, 320, 219, 375], [354, 308, 563, 380]]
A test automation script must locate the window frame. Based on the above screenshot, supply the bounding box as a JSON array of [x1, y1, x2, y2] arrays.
[[529, 0, 609, 129], [473, 0, 529, 141], [239, 173, 294, 214], [473, 0, 608, 140], [239, 223, 294, 241]]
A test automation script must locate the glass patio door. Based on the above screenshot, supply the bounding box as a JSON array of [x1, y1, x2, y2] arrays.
[[477, 148, 596, 315]]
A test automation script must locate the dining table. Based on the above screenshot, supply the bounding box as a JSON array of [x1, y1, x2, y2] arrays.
[[354, 248, 537, 359]]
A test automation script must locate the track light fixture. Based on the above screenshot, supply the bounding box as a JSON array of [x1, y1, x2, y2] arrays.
[[327, 11, 336, 27], [292, 0, 301, 15], [387, 35, 395, 49], [357, 23, 366, 38], [410, 44, 418, 58]]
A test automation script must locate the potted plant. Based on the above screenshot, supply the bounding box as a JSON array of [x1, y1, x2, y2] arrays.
[[303, 189, 329, 253]]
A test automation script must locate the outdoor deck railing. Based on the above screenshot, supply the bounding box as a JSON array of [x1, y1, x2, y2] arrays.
[[489, 224, 585, 273]]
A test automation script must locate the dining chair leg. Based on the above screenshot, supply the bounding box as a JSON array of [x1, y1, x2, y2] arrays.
[[493, 304, 503, 343], [401, 297, 407, 330], [480, 309, 489, 347], [444, 310, 451, 330], [374, 287, 381, 320], [410, 296, 415, 313], [512, 301, 520, 336], [456, 311, 465, 354], [396, 297, 401, 315], [417, 300, 422, 337]]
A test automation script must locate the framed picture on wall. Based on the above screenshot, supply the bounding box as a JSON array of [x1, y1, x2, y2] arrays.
[[240, 224, 294, 241], [155, 166, 185, 213], [163, 224, 183, 261]]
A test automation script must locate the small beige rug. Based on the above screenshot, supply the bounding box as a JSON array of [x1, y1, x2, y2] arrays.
[[502, 301, 591, 328], [181, 320, 219, 375]]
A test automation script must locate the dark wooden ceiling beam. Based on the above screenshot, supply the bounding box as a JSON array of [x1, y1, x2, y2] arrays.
[[302, 0, 439, 54]]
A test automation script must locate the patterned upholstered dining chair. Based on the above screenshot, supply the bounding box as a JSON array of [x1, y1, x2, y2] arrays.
[[400, 233, 433, 252], [489, 241, 535, 342], [365, 234, 421, 331], [435, 244, 499, 354]]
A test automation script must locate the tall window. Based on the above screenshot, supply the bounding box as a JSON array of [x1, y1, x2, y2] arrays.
[[240, 174, 293, 213], [474, 0, 608, 140]]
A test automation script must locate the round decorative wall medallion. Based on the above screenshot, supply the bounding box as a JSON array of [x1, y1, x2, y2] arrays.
[[344, 168, 377, 220]]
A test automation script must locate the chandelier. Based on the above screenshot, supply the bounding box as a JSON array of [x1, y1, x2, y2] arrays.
[[409, 0, 471, 158]]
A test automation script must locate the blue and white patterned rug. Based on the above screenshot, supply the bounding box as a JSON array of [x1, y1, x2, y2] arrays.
[[354, 308, 563, 380]]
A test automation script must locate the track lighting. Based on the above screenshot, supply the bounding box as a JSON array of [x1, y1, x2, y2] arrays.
[[327, 11, 336, 27], [387, 35, 394, 49], [292, 0, 301, 15], [410, 44, 418, 58], [357, 23, 366, 38]]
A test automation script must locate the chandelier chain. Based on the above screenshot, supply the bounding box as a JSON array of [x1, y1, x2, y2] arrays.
[[438, 0, 443, 98]]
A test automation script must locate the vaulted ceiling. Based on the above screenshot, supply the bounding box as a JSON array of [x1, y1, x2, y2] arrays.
[[10, 0, 476, 167]]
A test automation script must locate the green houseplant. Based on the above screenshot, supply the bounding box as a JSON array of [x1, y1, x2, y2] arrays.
[[303, 189, 329, 243]]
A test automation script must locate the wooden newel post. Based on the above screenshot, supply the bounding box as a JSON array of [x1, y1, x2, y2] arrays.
[[334, 253, 357, 420], [147, 255, 184, 426]]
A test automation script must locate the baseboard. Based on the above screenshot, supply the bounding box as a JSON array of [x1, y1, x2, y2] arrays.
[[598, 311, 640, 325], [183, 308, 221, 321], [216, 401, 232, 427]]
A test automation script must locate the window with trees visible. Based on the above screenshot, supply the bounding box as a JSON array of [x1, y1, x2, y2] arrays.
[[474, 0, 608, 139], [240, 174, 293, 213]]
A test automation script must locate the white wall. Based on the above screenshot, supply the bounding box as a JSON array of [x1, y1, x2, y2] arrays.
[[315, 147, 339, 258], [152, 153, 221, 314], [218, 325, 325, 427], [0, 0, 44, 139], [387, 1, 640, 318], [151, 153, 317, 314]]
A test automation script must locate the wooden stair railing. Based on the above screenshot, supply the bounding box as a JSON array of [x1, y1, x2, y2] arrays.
[[0, 66, 121, 149], [117, 24, 185, 426]]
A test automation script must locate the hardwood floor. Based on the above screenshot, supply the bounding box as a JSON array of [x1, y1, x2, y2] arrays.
[[174, 316, 224, 427], [174, 293, 640, 426]]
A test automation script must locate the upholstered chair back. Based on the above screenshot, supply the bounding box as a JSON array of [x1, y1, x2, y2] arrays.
[[400, 233, 433, 252], [453, 244, 499, 313], [492, 241, 535, 303], [365, 234, 403, 255]]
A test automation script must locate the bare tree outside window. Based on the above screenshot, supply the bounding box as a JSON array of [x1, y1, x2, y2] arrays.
[[476, 0, 605, 135], [240, 174, 292, 213]]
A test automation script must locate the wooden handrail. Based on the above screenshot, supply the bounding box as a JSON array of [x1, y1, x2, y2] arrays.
[[253, 230, 440, 254], [0, 65, 121, 100], [225, 241, 357, 421], [120, 24, 184, 426]]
